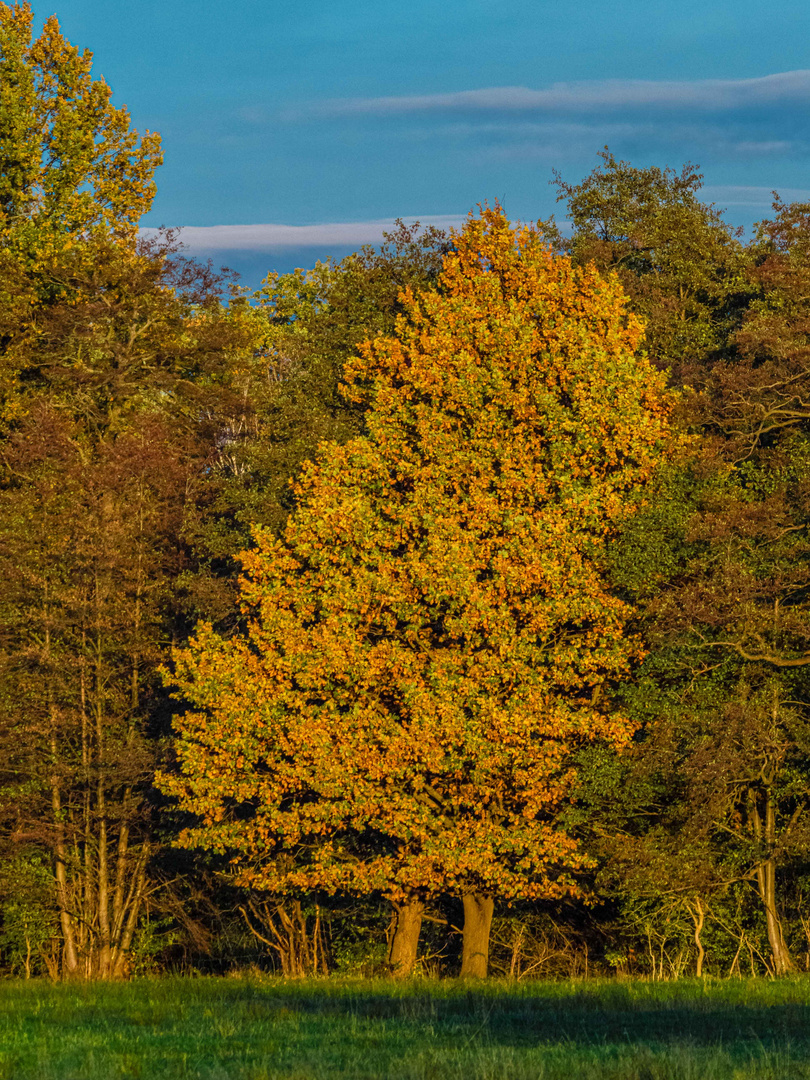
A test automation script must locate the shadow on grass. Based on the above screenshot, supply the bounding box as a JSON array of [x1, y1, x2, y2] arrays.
[[248, 980, 810, 1050]]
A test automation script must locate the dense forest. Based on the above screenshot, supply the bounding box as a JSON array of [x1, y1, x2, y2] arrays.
[[3, 2, 810, 982]]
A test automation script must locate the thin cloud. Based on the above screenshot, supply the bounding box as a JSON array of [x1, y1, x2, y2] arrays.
[[410, 120, 654, 139], [703, 185, 810, 207], [731, 140, 793, 156], [140, 216, 465, 253], [308, 71, 810, 118], [398, 117, 799, 165], [139, 192, 810, 258]]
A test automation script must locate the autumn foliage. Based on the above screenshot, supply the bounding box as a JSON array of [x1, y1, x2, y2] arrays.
[[161, 207, 673, 973], [11, 0, 810, 984], [0, 2, 161, 260]]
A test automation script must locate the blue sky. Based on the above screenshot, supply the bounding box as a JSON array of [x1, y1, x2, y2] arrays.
[[32, 0, 810, 286]]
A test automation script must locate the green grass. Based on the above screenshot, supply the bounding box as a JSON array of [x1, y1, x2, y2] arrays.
[[2, 976, 810, 1079]]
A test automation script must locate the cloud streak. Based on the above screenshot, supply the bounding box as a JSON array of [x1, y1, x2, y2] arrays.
[[142, 192, 810, 261], [140, 216, 466, 253], [703, 185, 810, 206], [308, 71, 810, 118]]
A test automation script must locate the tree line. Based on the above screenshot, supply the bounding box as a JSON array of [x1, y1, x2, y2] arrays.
[[2, 1, 810, 981]]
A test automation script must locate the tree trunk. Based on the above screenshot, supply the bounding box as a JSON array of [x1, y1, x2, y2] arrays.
[[111, 844, 149, 979], [460, 893, 494, 978], [688, 897, 705, 977], [757, 856, 794, 976], [45, 594, 80, 980], [750, 785, 794, 976], [111, 821, 130, 947], [51, 775, 79, 979], [387, 898, 423, 977]]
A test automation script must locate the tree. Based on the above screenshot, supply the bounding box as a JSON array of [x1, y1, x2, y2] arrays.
[[0, 1, 163, 426], [162, 207, 673, 978], [697, 197, 810, 459], [0, 2, 161, 260], [596, 455, 810, 977], [584, 197, 810, 977], [554, 149, 749, 380], [0, 232, 248, 978]]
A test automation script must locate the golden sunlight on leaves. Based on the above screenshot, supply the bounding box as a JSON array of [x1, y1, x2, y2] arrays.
[[161, 206, 674, 916]]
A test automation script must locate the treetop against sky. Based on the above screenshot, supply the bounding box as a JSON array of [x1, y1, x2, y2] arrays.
[[22, 0, 810, 280]]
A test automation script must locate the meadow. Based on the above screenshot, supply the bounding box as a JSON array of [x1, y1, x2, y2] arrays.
[[2, 977, 810, 1079]]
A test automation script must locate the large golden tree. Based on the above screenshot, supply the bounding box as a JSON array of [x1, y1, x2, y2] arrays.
[[163, 208, 673, 976]]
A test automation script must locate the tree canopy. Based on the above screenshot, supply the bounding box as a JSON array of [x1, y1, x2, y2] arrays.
[[0, 2, 161, 261], [161, 206, 674, 976]]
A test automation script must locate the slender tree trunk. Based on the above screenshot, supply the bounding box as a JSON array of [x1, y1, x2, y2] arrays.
[[96, 794, 111, 976], [94, 575, 112, 978], [111, 843, 149, 979], [51, 770, 80, 978], [108, 523, 144, 980], [111, 822, 130, 946], [80, 628, 93, 970], [45, 593, 80, 980], [750, 786, 794, 976], [460, 894, 494, 978], [387, 897, 424, 977], [688, 897, 705, 977], [756, 855, 793, 976], [111, 566, 140, 967]]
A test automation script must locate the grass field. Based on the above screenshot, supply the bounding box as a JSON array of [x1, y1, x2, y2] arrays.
[[2, 976, 810, 1079]]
